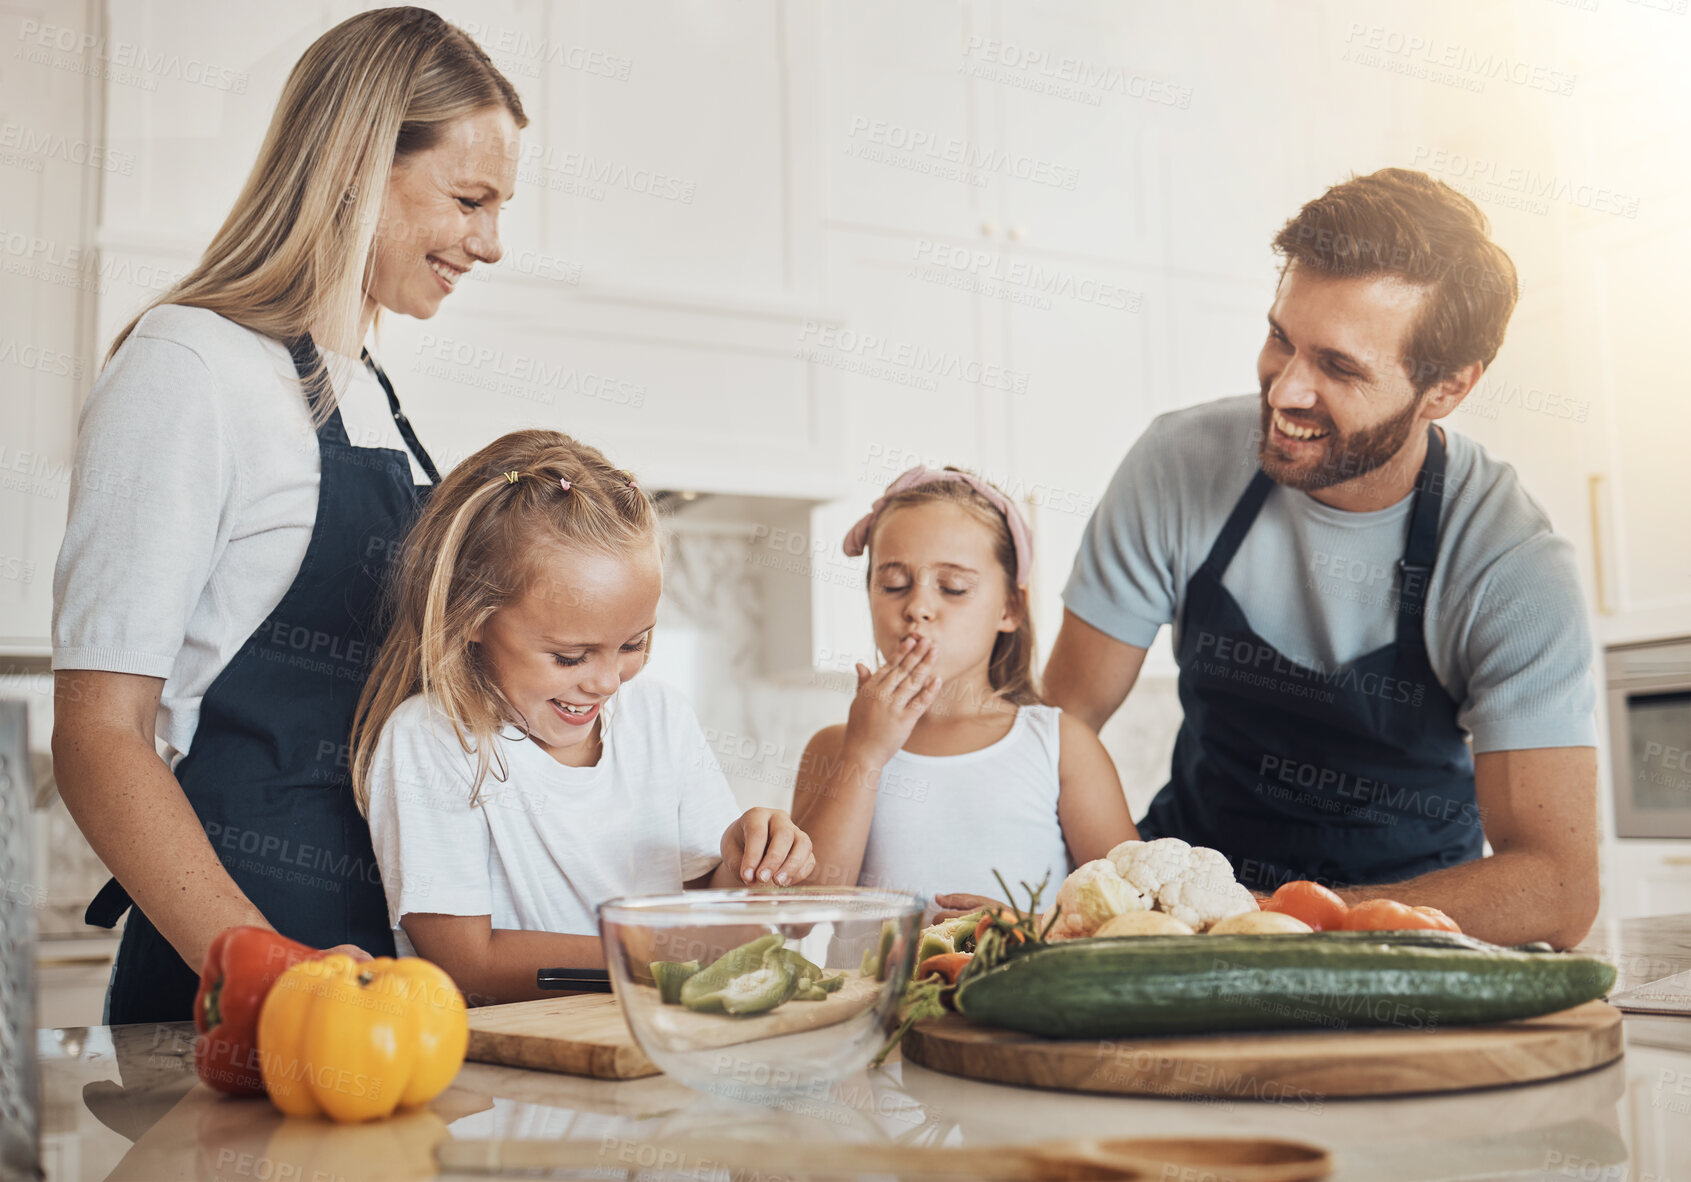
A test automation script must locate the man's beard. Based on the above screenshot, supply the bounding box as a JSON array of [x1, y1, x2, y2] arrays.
[[1256, 388, 1425, 492]]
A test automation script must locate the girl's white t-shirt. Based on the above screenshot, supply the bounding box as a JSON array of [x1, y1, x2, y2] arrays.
[[51, 304, 429, 764], [856, 704, 1075, 903], [365, 676, 743, 949]]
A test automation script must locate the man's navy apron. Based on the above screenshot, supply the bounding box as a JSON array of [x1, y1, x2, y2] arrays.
[[87, 336, 440, 1024], [1138, 425, 1484, 891]]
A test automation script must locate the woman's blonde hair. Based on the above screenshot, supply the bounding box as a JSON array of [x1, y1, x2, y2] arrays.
[[351, 430, 657, 813], [105, 6, 527, 415], [867, 471, 1041, 707]]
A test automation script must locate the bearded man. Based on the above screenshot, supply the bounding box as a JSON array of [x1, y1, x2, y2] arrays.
[[1043, 168, 1599, 949]]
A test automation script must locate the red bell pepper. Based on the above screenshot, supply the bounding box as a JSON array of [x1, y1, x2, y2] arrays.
[[193, 926, 322, 1095]]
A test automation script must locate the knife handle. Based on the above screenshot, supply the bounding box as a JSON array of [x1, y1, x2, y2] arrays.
[[536, 967, 613, 992]]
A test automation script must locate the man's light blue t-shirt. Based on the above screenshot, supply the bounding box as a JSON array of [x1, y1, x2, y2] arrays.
[[1062, 395, 1597, 754]]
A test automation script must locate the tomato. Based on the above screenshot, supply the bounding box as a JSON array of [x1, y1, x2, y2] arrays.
[[1411, 905, 1462, 933], [1263, 881, 1349, 931], [1341, 899, 1461, 932]]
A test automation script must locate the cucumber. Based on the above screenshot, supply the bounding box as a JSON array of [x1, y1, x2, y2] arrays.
[[954, 933, 1616, 1038]]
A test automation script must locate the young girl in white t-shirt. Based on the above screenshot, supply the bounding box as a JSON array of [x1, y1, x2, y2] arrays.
[[793, 466, 1139, 912], [352, 429, 814, 1005]]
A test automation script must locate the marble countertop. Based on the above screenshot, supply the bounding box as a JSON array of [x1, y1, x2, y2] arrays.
[[34, 916, 1691, 1182]]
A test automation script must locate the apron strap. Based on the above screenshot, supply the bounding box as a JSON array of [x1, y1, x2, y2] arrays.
[[1199, 469, 1275, 580], [1395, 424, 1448, 651], [85, 874, 133, 928], [285, 334, 353, 447], [362, 347, 442, 485]]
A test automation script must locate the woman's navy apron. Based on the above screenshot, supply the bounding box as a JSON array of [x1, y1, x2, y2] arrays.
[[1138, 425, 1484, 891], [87, 336, 440, 1024]]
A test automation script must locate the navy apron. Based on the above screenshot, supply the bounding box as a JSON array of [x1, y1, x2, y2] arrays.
[[87, 335, 439, 1024], [1138, 425, 1483, 891]]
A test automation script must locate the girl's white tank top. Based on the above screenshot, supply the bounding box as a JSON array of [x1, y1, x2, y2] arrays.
[[856, 704, 1073, 905]]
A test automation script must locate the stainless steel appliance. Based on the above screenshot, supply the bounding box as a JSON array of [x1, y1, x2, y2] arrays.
[[1607, 637, 1691, 839], [0, 700, 39, 1182]]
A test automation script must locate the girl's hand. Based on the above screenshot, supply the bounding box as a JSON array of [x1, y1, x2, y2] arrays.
[[844, 634, 942, 764], [722, 807, 817, 886], [931, 892, 1007, 922]]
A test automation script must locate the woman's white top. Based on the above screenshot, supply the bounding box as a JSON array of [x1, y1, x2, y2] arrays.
[[51, 305, 428, 764], [856, 704, 1074, 904], [364, 676, 743, 949]]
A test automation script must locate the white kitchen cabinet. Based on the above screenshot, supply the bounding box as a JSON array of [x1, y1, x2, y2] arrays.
[[542, 0, 819, 303], [0, 0, 101, 654], [1540, 16, 1691, 646], [819, 0, 987, 242]]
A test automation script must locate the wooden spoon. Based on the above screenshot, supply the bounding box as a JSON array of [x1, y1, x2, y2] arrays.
[[437, 1132, 1331, 1180]]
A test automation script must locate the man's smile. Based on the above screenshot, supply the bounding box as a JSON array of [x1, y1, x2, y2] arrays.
[[1271, 409, 1332, 442]]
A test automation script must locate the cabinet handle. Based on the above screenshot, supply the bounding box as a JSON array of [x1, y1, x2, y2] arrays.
[[1588, 474, 1613, 617], [1663, 855, 1691, 867]]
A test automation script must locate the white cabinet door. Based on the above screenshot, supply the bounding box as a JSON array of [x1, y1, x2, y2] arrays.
[[1585, 212, 1691, 641], [544, 0, 795, 300], [820, 0, 987, 240], [1550, 19, 1691, 643], [0, 0, 100, 653]]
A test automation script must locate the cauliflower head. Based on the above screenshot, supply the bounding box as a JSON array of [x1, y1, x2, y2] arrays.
[[1053, 859, 1147, 935], [1109, 837, 1192, 896], [1108, 838, 1257, 931]]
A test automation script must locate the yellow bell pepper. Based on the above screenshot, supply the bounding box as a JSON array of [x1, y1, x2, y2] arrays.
[[256, 953, 468, 1123]]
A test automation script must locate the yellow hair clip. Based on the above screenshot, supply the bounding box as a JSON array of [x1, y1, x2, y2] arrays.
[[504, 470, 521, 484]]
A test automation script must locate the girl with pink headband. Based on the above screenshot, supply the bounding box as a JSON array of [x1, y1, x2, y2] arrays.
[[792, 465, 1139, 911]]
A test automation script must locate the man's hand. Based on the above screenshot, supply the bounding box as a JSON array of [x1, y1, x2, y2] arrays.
[[1339, 747, 1600, 949], [720, 808, 816, 886]]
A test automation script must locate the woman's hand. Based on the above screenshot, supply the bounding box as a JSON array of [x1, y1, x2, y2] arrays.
[[844, 634, 941, 766], [322, 943, 373, 962], [720, 808, 816, 886]]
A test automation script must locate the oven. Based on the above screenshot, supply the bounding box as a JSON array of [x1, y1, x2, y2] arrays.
[[1607, 637, 1691, 840]]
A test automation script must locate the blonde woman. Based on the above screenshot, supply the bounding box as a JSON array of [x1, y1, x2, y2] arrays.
[[51, 7, 526, 1023]]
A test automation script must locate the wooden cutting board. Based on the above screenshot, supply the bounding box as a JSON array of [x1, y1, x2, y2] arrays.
[[468, 994, 657, 1079], [467, 974, 882, 1081], [901, 1000, 1624, 1098]]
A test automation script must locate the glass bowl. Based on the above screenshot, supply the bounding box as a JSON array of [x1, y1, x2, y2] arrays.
[[598, 888, 924, 1102]]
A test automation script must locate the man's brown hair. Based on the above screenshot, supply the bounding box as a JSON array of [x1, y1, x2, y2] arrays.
[[1272, 167, 1519, 392]]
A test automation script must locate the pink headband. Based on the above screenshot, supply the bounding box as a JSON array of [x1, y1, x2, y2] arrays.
[[842, 466, 1033, 589]]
